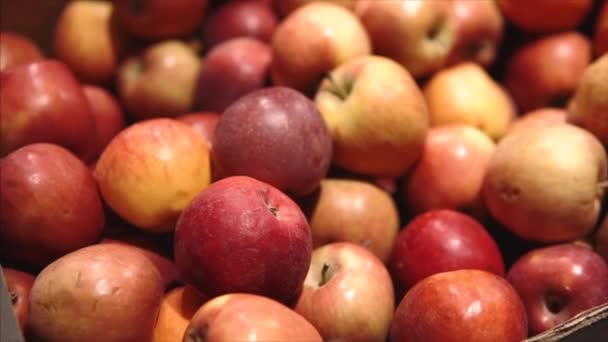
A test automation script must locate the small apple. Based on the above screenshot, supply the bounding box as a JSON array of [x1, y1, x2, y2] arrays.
[[273, 0, 355, 17], [0, 31, 43, 71], [177, 111, 220, 150], [1, 267, 35, 332], [497, 0, 593, 33], [82, 85, 126, 160], [595, 1, 608, 57], [151, 286, 207, 342], [506, 108, 568, 137]]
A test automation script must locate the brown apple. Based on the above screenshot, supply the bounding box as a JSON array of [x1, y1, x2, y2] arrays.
[[0, 31, 43, 71], [595, 1, 608, 57], [2, 267, 35, 332], [497, 0, 593, 33], [82, 85, 126, 160], [506, 107, 568, 137], [151, 286, 207, 342], [273, 0, 355, 17]]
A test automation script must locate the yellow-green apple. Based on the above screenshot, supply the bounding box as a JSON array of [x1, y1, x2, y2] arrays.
[[423, 62, 514, 140], [356, 0, 455, 78], [595, 2, 608, 57], [0, 31, 43, 71], [504, 32, 591, 112], [271, 2, 371, 95], [597, 215, 608, 261], [390, 269, 528, 342], [294, 242, 394, 342], [447, 0, 504, 68], [113, 0, 208, 40], [507, 243, 608, 335], [177, 111, 220, 150], [497, 0, 593, 33], [195, 37, 271, 113], [53, 1, 127, 84], [0, 59, 96, 160], [483, 124, 607, 242], [403, 124, 496, 216], [506, 108, 568, 137], [212, 87, 332, 196], [82, 85, 126, 160], [184, 293, 323, 342], [303, 179, 399, 263], [273, 0, 356, 17], [315, 55, 429, 177], [0, 143, 105, 267], [2, 267, 35, 332], [27, 243, 165, 342], [174, 176, 312, 303], [151, 286, 207, 342], [117, 40, 200, 120], [567, 53, 608, 146], [203, 0, 278, 47], [390, 210, 505, 293], [94, 118, 211, 233]]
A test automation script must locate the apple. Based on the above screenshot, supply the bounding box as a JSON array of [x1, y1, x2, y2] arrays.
[[497, 0, 593, 33], [356, 0, 455, 78], [151, 286, 207, 342], [504, 32, 591, 112], [390, 269, 528, 342], [303, 179, 399, 263], [0, 143, 105, 267], [177, 111, 220, 150], [203, 0, 278, 47], [447, 0, 504, 68], [423, 62, 515, 141], [0, 59, 96, 161], [184, 293, 322, 341], [113, 0, 208, 40], [595, 1, 608, 57], [273, 0, 356, 17], [94, 118, 211, 233], [483, 124, 607, 242], [174, 176, 312, 303], [403, 124, 496, 216], [270, 1, 371, 95], [212, 87, 332, 196], [82, 85, 126, 160], [294, 242, 394, 342], [1, 267, 35, 332], [507, 243, 608, 335], [117, 40, 200, 119], [195, 37, 271, 113], [315, 55, 429, 177], [506, 108, 568, 137], [27, 243, 165, 342], [0, 31, 43, 71], [53, 0, 127, 84], [597, 215, 608, 261], [567, 53, 608, 146]]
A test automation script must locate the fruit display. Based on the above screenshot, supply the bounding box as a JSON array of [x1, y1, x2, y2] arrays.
[[1, 1, 608, 341]]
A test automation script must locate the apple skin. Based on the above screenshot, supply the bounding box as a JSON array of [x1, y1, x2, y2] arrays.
[[0, 31, 43, 71], [294, 242, 395, 342], [184, 293, 323, 342], [27, 243, 165, 342], [506, 108, 568, 137], [271, 1, 371, 95], [212, 87, 332, 196], [2, 267, 35, 332], [174, 176, 312, 304], [497, 0, 593, 33], [595, 1, 608, 57], [315, 55, 429, 177], [94, 118, 211, 233], [117, 40, 200, 119], [0, 143, 105, 268], [0, 59, 96, 161], [195, 37, 271, 113], [357, 0, 455, 78], [177, 111, 220, 150], [403, 124, 496, 216], [483, 124, 607, 243], [203, 0, 278, 47], [82, 85, 126, 160], [151, 285, 207, 342], [113, 0, 208, 40], [390, 269, 528, 342], [273, 0, 355, 17], [507, 243, 608, 335], [504, 32, 591, 112]]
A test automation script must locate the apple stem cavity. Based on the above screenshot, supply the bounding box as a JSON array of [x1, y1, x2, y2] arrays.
[[185, 327, 206, 342], [10, 291, 18, 305], [319, 263, 335, 287], [545, 292, 566, 314], [268, 206, 278, 217], [325, 73, 353, 101]]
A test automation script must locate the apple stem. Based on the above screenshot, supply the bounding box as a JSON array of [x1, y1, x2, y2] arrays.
[[319, 263, 331, 287], [10, 291, 18, 305], [325, 73, 349, 100]]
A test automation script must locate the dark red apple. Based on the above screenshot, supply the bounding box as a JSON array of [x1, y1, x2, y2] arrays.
[[507, 243, 608, 335], [595, 1, 608, 57], [389, 209, 505, 292], [497, 0, 593, 33], [177, 111, 220, 150], [2, 267, 35, 332], [195, 37, 272, 113], [0, 31, 43, 71], [174, 176, 312, 303], [82, 85, 126, 159], [0, 143, 105, 267], [212, 87, 332, 196]]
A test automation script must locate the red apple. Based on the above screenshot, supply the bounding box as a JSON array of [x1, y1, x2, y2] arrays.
[[0, 31, 43, 71], [0, 59, 96, 161], [390, 269, 528, 342], [2, 267, 35, 332], [174, 176, 312, 303], [203, 0, 278, 47], [0, 143, 105, 267], [177, 111, 220, 150], [497, 0, 593, 33], [212, 87, 332, 196], [195, 37, 271, 113], [506, 108, 568, 137], [595, 1, 608, 57], [294, 242, 394, 342], [507, 243, 608, 335], [82, 85, 126, 160], [389, 210, 505, 292]]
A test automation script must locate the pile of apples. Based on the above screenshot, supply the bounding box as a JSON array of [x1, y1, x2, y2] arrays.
[[2, 0, 608, 341]]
